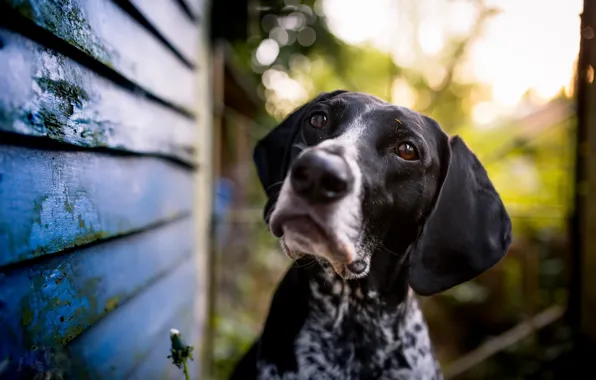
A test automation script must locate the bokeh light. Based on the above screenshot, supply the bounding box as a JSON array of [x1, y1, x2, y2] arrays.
[[254, 38, 280, 66]]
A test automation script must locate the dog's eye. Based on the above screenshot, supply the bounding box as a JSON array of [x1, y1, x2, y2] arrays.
[[308, 113, 328, 129], [395, 142, 419, 161]]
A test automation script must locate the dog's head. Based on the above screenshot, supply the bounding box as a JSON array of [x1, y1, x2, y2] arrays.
[[254, 90, 512, 295]]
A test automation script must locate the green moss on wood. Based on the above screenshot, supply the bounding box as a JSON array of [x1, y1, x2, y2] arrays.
[[17, 271, 114, 347], [71, 231, 108, 248], [78, 214, 86, 229], [16, 193, 116, 263], [16, 75, 113, 147], [31, 195, 49, 228], [36, 77, 89, 111], [31, 76, 92, 141], [104, 296, 119, 313], [61, 325, 85, 345], [8, 0, 114, 65], [63, 196, 75, 216]]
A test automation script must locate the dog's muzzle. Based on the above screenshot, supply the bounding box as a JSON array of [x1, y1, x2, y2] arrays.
[[270, 147, 368, 276]]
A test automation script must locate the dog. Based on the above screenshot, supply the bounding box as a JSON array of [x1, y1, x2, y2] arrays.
[[229, 90, 512, 380]]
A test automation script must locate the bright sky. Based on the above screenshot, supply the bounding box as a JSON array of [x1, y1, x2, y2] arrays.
[[320, 0, 583, 125]]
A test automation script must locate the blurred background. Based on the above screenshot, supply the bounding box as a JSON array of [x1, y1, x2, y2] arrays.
[[205, 0, 591, 379]]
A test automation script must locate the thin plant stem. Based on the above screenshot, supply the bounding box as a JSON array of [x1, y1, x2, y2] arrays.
[[182, 360, 190, 380]]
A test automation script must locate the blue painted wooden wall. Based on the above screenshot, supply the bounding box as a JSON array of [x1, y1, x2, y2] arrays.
[[0, 0, 208, 378]]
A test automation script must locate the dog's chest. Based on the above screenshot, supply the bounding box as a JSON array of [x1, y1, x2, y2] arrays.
[[258, 278, 442, 380]]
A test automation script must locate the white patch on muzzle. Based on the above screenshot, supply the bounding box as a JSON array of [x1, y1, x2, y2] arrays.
[[271, 124, 366, 276]]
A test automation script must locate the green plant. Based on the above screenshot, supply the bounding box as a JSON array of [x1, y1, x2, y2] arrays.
[[168, 328, 194, 380]]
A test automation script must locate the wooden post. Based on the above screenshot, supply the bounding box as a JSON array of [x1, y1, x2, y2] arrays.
[[195, 1, 215, 377], [203, 41, 226, 380], [571, 0, 596, 350]]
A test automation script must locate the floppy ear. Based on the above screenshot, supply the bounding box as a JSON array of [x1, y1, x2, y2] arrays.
[[253, 90, 348, 223], [408, 135, 512, 296]]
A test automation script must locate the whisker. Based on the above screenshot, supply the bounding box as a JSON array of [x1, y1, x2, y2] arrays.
[[265, 181, 285, 193], [379, 245, 402, 257], [292, 259, 317, 268], [293, 142, 308, 152], [380, 245, 410, 270]]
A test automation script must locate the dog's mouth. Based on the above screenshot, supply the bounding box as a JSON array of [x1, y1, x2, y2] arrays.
[[270, 212, 368, 277]]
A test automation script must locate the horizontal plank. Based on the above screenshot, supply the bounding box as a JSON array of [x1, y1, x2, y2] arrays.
[[0, 217, 194, 370], [129, 0, 198, 65], [67, 256, 199, 379], [127, 306, 199, 380], [0, 145, 194, 267], [0, 29, 196, 164], [3, 0, 197, 112]]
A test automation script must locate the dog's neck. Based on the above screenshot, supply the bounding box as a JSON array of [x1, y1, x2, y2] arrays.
[[299, 221, 418, 308], [304, 245, 412, 309]]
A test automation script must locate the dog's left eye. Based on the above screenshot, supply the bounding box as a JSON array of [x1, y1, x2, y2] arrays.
[[308, 113, 328, 129], [394, 142, 419, 161]]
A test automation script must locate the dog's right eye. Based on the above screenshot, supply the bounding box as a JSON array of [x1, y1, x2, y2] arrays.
[[394, 142, 419, 161], [308, 113, 328, 129]]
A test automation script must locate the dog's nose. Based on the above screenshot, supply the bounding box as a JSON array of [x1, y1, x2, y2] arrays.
[[290, 150, 352, 204]]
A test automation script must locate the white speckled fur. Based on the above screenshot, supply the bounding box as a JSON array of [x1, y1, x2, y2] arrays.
[[256, 267, 442, 380]]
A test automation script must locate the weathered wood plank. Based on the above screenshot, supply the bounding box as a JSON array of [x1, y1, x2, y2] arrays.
[[0, 217, 194, 373], [129, 0, 198, 65], [0, 29, 196, 164], [3, 0, 197, 112], [67, 257, 198, 379], [0, 145, 194, 267], [127, 306, 199, 380]]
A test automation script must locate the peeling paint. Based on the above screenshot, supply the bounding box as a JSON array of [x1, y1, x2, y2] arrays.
[[0, 0, 204, 377], [0, 30, 197, 164], [0, 217, 196, 378], [25, 190, 108, 262], [0, 145, 193, 267], [66, 260, 197, 379], [16, 266, 103, 348], [8, 0, 114, 64], [4, 0, 197, 112]]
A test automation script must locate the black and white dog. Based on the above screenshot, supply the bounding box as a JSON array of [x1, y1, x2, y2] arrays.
[[230, 90, 512, 380]]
